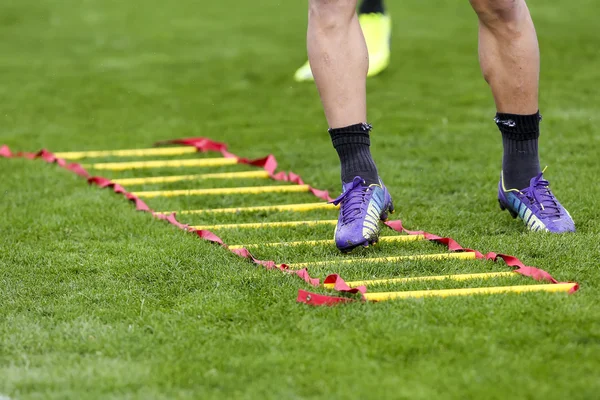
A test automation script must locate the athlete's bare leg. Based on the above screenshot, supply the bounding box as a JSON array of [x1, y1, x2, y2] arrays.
[[307, 0, 367, 128], [470, 0, 539, 114]]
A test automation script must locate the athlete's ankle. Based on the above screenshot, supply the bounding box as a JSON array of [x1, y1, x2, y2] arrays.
[[496, 111, 542, 190], [329, 123, 379, 185]]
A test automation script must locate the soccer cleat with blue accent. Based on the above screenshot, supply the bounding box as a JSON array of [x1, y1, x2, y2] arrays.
[[294, 12, 392, 82], [330, 176, 395, 252], [498, 171, 575, 233]]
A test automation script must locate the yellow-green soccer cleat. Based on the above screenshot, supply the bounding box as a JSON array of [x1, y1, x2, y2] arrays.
[[294, 13, 392, 82]]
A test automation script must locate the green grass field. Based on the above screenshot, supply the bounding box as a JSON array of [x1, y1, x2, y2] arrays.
[[2, 0, 600, 398]]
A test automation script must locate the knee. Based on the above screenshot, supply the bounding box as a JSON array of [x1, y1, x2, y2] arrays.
[[469, 0, 525, 30], [309, 0, 356, 31]]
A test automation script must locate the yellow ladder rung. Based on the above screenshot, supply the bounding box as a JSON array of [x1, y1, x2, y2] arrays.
[[229, 235, 425, 250], [111, 170, 270, 186], [192, 220, 338, 230], [159, 203, 336, 215], [54, 146, 197, 160], [325, 271, 516, 289], [134, 184, 310, 199], [83, 157, 237, 171], [364, 283, 577, 302], [288, 252, 477, 269]]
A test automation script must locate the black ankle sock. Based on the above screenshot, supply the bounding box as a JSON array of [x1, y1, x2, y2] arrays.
[[495, 111, 542, 190], [359, 0, 385, 14], [329, 123, 379, 185]]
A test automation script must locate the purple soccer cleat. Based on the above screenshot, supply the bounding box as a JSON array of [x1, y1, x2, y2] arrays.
[[330, 176, 395, 252], [498, 171, 575, 233]]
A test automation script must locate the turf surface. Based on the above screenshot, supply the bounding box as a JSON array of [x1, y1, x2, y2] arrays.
[[1, 0, 600, 398]]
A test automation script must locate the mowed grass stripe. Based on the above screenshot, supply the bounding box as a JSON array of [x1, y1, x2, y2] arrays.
[[54, 146, 197, 160], [229, 234, 425, 250], [363, 283, 578, 302]]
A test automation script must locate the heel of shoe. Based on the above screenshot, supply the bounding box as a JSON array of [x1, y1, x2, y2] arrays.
[[498, 199, 518, 219], [498, 200, 506, 211]]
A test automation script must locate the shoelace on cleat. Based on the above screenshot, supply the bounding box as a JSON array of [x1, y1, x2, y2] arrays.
[[330, 177, 371, 225], [521, 173, 561, 219]]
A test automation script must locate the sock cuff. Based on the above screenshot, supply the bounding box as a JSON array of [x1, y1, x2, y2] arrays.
[[328, 122, 372, 134], [494, 111, 542, 140], [329, 123, 372, 147]]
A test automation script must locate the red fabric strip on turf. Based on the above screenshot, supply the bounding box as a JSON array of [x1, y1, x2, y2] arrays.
[[297, 290, 355, 306]]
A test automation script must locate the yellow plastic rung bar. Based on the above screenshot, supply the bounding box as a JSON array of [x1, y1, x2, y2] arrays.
[[325, 271, 516, 289], [134, 184, 310, 198], [288, 252, 477, 269], [160, 203, 336, 215], [83, 157, 237, 171], [364, 283, 577, 302], [54, 146, 197, 160], [111, 170, 270, 186], [229, 235, 425, 250], [192, 220, 338, 230]]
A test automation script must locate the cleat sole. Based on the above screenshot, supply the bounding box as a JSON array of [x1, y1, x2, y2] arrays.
[[337, 234, 380, 253]]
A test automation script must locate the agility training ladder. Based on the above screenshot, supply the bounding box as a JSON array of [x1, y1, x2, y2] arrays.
[[0, 138, 579, 305]]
